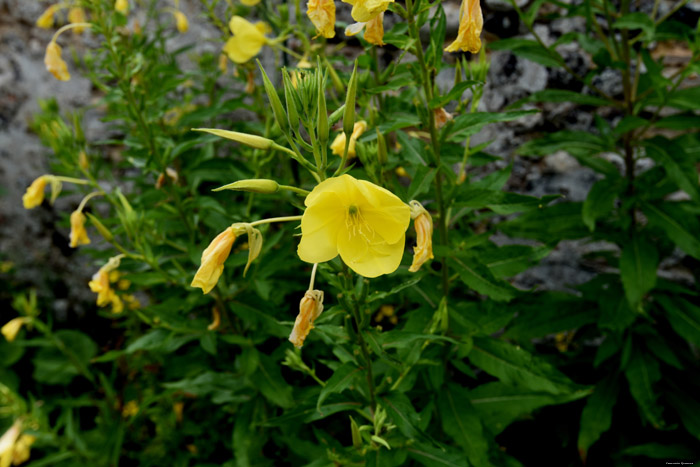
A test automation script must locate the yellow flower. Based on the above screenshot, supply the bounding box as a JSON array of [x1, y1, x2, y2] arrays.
[[36, 5, 59, 29], [307, 0, 336, 39], [69, 210, 91, 248], [222, 16, 269, 64], [22, 176, 47, 209], [408, 201, 434, 272], [44, 42, 70, 81], [115, 0, 129, 14], [345, 12, 385, 46], [241, 0, 261, 5], [89, 256, 123, 311], [297, 174, 411, 277], [173, 10, 189, 33], [12, 434, 35, 465], [122, 400, 139, 417], [0, 421, 21, 467], [68, 7, 87, 33], [1, 318, 29, 342], [191, 227, 238, 294], [78, 150, 89, 169], [445, 0, 483, 54], [342, 0, 394, 23], [330, 121, 368, 158], [289, 290, 324, 348]]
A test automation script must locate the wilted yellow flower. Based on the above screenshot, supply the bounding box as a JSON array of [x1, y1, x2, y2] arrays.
[[434, 107, 454, 128], [44, 41, 70, 81], [445, 0, 482, 54], [12, 434, 36, 465], [115, 0, 129, 14], [330, 120, 368, 158], [289, 290, 324, 348], [1, 318, 29, 342], [191, 227, 238, 294], [89, 256, 123, 312], [68, 7, 87, 33], [36, 4, 59, 28], [343, 0, 393, 23], [222, 16, 269, 64], [307, 0, 336, 39], [345, 12, 385, 46], [22, 176, 47, 209], [298, 174, 411, 277], [408, 201, 433, 272], [172, 10, 189, 33], [69, 210, 91, 248], [0, 420, 21, 467]]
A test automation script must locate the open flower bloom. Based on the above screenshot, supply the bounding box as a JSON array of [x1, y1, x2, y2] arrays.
[[68, 7, 87, 33], [307, 0, 336, 39], [172, 10, 189, 33], [45, 42, 70, 81], [22, 176, 48, 209], [330, 120, 368, 158], [445, 0, 483, 54], [345, 12, 385, 46], [1, 317, 29, 342], [69, 210, 91, 248], [115, 0, 129, 14], [191, 226, 239, 294], [289, 290, 324, 348], [298, 174, 411, 277], [36, 4, 59, 28], [408, 201, 434, 272], [223, 16, 269, 64], [342, 0, 394, 23]]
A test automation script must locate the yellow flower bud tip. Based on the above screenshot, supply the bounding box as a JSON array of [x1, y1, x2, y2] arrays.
[[191, 227, 237, 294], [2, 317, 29, 342], [69, 210, 91, 248], [330, 120, 367, 158], [395, 167, 409, 178], [44, 41, 71, 81], [218, 53, 229, 74], [78, 150, 89, 169], [173, 402, 185, 423], [222, 16, 269, 64], [173, 10, 189, 33], [241, 0, 261, 5], [408, 200, 434, 273], [22, 176, 48, 209], [433, 107, 454, 128], [307, 0, 336, 39], [115, 0, 129, 14], [445, 0, 483, 54], [0, 420, 21, 462], [289, 290, 324, 348], [207, 307, 221, 331], [213, 179, 279, 194], [298, 174, 411, 278], [36, 5, 59, 29], [68, 7, 87, 33], [193, 128, 273, 150]]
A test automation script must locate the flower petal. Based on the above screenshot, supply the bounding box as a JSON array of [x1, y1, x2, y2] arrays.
[[356, 179, 410, 244], [298, 191, 344, 263], [340, 234, 405, 278]]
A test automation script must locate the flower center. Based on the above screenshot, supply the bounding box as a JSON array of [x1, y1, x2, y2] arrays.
[[346, 204, 373, 240]]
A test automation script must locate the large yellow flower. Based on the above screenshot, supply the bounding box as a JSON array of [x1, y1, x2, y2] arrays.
[[307, 0, 336, 39], [223, 16, 269, 64], [297, 174, 410, 277], [445, 0, 483, 54], [342, 0, 394, 23]]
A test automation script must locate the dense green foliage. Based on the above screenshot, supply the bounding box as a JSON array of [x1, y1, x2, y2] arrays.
[[1, 0, 700, 465]]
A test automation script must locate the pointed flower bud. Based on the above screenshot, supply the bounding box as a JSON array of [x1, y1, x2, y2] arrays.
[[1, 317, 29, 342], [173, 10, 189, 33], [69, 210, 91, 248], [214, 179, 280, 194], [44, 41, 70, 81], [289, 290, 324, 348], [408, 201, 434, 272], [193, 128, 274, 149], [22, 176, 48, 209]]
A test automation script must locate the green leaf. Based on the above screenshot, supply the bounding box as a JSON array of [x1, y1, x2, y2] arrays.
[[367, 277, 422, 303], [500, 202, 589, 242], [578, 374, 619, 462], [619, 235, 658, 307], [512, 89, 609, 107], [503, 293, 597, 340], [407, 166, 436, 200], [452, 255, 518, 302], [582, 177, 621, 231], [622, 443, 695, 459], [667, 388, 700, 439], [429, 80, 480, 109], [251, 353, 294, 408], [449, 110, 539, 140], [126, 329, 197, 354], [517, 131, 609, 159], [317, 363, 361, 412], [470, 382, 590, 435], [613, 12, 655, 40], [380, 392, 423, 439], [481, 245, 551, 278], [406, 443, 469, 467], [32, 330, 97, 385], [395, 130, 428, 165], [642, 202, 700, 259], [489, 38, 563, 68], [625, 351, 664, 428], [656, 295, 700, 346], [438, 384, 491, 466], [469, 337, 582, 395], [645, 139, 700, 203]]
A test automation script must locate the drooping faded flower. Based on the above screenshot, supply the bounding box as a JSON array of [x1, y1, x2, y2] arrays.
[[191, 227, 237, 294], [297, 174, 411, 277], [44, 42, 70, 81], [289, 290, 324, 348], [330, 120, 368, 158], [345, 12, 385, 46], [222, 16, 269, 64], [407, 200, 434, 272], [445, 0, 483, 54], [22, 176, 48, 209], [342, 0, 394, 23], [89, 256, 124, 313], [1, 318, 29, 342], [69, 210, 91, 248], [307, 0, 336, 39]]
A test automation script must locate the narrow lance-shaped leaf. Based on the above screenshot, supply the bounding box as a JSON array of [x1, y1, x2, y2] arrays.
[[578, 373, 619, 463], [619, 235, 658, 307]]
